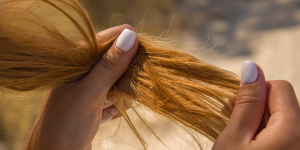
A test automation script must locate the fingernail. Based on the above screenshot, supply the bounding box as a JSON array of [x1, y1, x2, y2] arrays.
[[116, 29, 136, 52], [241, 60, 258, 84], [100, 117, 113, 125]]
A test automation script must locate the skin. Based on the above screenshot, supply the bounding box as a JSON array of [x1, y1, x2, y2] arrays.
[[26, 24, 139, 150], [26, 24, 300, 149], [213, 65, 300, 150]]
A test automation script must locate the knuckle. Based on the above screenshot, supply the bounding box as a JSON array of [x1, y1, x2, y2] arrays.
[[270, 80, 294, 92], [214, 131, 242, 150], [102, 108, 112, 119], [99, 59, 115, 72], [102, 106, 118, 120], [273, 80, 293, 89], [99, 52, 120, 71], [235, 94, 261, 106], [278, 80, 293, 89], [103, 99, 113, 108]]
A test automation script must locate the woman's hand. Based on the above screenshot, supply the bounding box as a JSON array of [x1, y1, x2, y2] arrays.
[[213, 61, 300, 150], [25, 24, 139, 150]]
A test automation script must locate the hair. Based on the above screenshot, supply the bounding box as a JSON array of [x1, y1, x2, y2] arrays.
[[0, 0, 240, 149]]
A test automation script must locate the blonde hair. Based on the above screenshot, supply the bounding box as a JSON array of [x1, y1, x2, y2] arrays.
[[0, 0, 240, 149]]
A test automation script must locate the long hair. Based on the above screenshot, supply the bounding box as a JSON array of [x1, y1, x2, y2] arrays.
[[0, 0, 240, 149]]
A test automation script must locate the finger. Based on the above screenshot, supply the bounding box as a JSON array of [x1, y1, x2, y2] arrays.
[[225, 61, 267, 142], [111, 99, 133, 119], [102, 97, 133, 123], [76, 24, 138, 113], [267, 80, 300, 118], [103, 98, 114, 109], [249, 80, 300, 149], [82, 25, 139, 95], [79, 24, 131, 47], [96, 24, 134, 44], [101, 105, 118, 122]]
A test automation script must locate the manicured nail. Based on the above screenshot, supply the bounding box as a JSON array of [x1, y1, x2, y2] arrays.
[[241, 61, 258, 84], [100, 117, 113, 125], [116, 29, 136, 52]]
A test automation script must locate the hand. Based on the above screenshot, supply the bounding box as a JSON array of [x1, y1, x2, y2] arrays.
[[213, 61, 300, 150], [25, 24, 139, 150]]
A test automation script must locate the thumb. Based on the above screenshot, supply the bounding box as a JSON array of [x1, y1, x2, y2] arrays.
[[226, 61, 267, 142], [83, 28, 138, 93]]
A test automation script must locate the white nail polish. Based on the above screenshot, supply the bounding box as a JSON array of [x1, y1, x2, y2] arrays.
[[241, 60, 258, 84], [100, 117, 113, 125], [116, 29, 136, 52]]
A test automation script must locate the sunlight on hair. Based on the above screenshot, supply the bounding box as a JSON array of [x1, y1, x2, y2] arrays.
[[0, 0, 240, 149]]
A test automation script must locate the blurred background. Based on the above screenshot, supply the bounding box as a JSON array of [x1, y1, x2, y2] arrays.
[[1, 0, 300, 149]]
